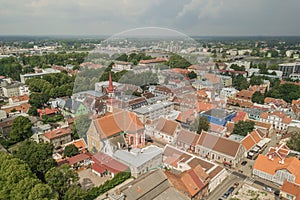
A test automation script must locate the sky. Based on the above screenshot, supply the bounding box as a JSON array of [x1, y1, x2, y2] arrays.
[[1, 0, 300, 36]]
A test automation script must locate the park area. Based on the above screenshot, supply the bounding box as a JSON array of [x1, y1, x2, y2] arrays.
[[230, 184, 274, 200]]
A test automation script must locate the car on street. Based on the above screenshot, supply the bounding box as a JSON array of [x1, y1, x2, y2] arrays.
[[222, 186, 235, 198], [263, 186, 272, 192], [241, 161, 247, 166]]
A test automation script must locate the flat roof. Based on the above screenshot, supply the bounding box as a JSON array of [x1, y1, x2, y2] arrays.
[[113, 145, 162, 168], [201, 108, 235, 119], [134, 102, 173, 114]]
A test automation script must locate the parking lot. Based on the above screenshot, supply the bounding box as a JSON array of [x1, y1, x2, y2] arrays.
[[78, 168, 110, 190]]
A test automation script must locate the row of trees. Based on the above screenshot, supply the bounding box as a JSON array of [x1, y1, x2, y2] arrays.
[[20, 52, 87, 67], [116, 53, 153, 65]]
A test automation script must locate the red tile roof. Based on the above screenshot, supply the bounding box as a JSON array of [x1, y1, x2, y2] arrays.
[[139, 57, 167, 64], [281, 181, 300, 198], [92, 152, 128, 174], [44, 128, 72, 140], [68, 153, 91, 165], [241, 130, 263, 151], [232, 111, 247, 123], [93, 109, 144, 138], [37, 107, 58, 117]]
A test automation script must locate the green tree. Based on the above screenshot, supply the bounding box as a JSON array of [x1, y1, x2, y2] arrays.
[[45, 164, 79, 197], [64, 144, 79, 157], [0, 152, 56, 200], [165, 54, 191, 69], [28, 184, 58, 200], [8, 116, 33, 143], [252, 91, 265, 104], [287, 132, 300, 152], [190, 116, 209, 134], [250, 76, 263, 86], [187, 71, 197, 79], [232, 74, 250, 90], [63, 185, 87, 200], [13, 140, 57, 181], [232, 121, 255, 136]]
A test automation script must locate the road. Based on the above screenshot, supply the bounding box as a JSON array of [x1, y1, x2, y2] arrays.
[[207, 171, 245, 200]]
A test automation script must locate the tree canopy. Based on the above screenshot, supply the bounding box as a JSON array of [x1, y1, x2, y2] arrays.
[[64, 144, 79, 158], [190, 116, 209, 134], [0, 152, 57, 200], [8, 116, 33, 143], [13, 140, 57, 181], [232, 121, 255, 136], [267, 83, 300, 103], [252, 91, 265, 104], [287, 132, 300, 152], [165, 54, 191, 69]]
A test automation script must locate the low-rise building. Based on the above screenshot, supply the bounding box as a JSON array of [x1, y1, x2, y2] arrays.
[[200, 108, 236, 127], [195, 131, 246, 168], [113, 145, 163, 177], [253, 144, 300, 185], [260, 111, 292, 132], [280, 180, 300, 200], [153, 118, 181, 144], [42, 127, 72, 148]]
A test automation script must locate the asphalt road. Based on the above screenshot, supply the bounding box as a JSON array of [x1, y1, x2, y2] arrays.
[[207, 171, 245, 200]]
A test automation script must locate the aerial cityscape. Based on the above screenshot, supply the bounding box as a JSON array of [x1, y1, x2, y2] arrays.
[[1, 1, 300, 200]]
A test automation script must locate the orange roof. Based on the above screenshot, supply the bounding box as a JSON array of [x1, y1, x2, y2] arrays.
[[247, 119, 272, 130], [2, 102, 31, 114], [94, 109, 144, 138], [254, 155, 300, 184], [232, 111, 247, 123], [176, 110, 195, 123], [281, 181, 300, 197], [155, 118, 179, 136], [171, 68, 190, 75], [10, 94, 29, 102], [204, 73, 220, 84], [44, 128, 72, 140], [260, 111, 292, 124], [139, 57, 167, 64], [235, 90, 255, 100], [68, 153, 91, 165], [37, 108, 58, 116], [65, 138, 87, 150], [241, 130, 262, 151], [197, 102, 216, 112], [226, 121, 235, 133]]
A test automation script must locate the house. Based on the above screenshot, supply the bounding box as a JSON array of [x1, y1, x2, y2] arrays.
[[200, 108, 236, 126], [87, 109, 145, 154], [195, 131, 246, 168], [280, 180, 300, 200], [63, 138, 87, 153], [253, 144, 300, 185], [91, 151, 128, 178], [8, 94, 29, 104], [244, 108, 264, 121], [232, 111, 248, 123], [196, 102, 216, 113], [241, 130, 266, 155], [209, 123, 226, 135], [68, 152, 92, 169], [64, 98, 89, 117], [163, 145, 228, 194], [176, 129, 199, 153], [220, 87, 238, 99], [112, 169, 189, 200], [2, 82, 23, 97], [37, 108, 58, 118], [42, 127, 72, 148], [133, 101, 174, 123], [113, 145, 163, 177], [0, 118, 14, 137], [112, 61, 132, 71], [247, 119, 274, 137], [1, 102, 31, 116], [260, 111, 292, 132], [152, 118, 181, 144], [227, 90, 255, 108]]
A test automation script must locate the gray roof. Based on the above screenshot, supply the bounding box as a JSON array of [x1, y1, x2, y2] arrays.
[[121, 170, 169, 200], [153, 187, 189, 200], [113, 145, 162, 168], [201, 108, 236, 119], [244, 108, 263, 116], [133, 102, 173, 115]]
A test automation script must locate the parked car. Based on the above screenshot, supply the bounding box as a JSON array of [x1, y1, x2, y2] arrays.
[[241, 161, 247, 166], [222, 186, 235, 198], [263, 186, 272, 192], [274, 190, 280, 196]]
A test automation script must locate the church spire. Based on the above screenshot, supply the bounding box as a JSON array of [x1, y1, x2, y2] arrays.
[[108, 72, 114, 93]]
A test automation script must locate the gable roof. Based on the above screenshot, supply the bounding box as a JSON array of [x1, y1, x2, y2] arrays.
[[92, 151, 128, 174], [68, 153, 91, 165], [44, 127, 72, 140], [253, 154, 300, 184], [241, 130, 263, 151], [155, 118, 180, 136], [197, 131, 242, 158], [93, 109, 144, 138], [281, 181, 300, 198], [176, 129, 199, 147]]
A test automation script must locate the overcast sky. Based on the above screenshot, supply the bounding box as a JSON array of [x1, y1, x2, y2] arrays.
[[1, 0, 300, 36]]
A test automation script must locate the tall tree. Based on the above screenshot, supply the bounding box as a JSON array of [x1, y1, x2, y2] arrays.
[[8, 116, 33, 143], [190, 116, 209, 134], [287, 132, 300, 152], [232, 121, 255, 136], [64, 144, 79, 158], [252, 91, 265, 104], [45, 164, 79, 198], [13, 140, 57, 181]]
